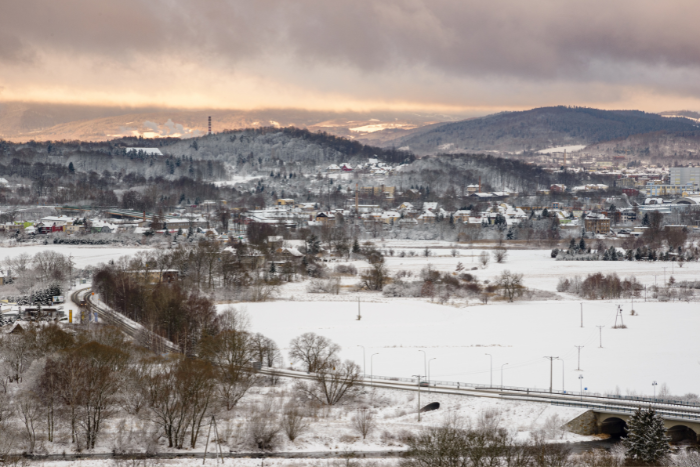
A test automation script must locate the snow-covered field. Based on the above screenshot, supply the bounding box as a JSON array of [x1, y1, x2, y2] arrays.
[[4, 242, 699, 398], [1, 245, 150, 269], [238, 299, 700, 397]]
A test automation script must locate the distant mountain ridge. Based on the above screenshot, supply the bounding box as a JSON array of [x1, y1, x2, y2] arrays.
[[384, 106, 700, 155], [0, 101, 465, 144]]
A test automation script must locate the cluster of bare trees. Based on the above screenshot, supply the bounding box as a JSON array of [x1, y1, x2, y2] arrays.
[[401, 416, 619, 467], [0, 307, 284, 454], [3, 251, 74, 296], [0, 315, 376, 456]]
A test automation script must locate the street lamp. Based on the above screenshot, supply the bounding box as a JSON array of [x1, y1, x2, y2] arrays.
[[418, 350, 427, 381], [501, 363, 509, 389], [579, 374, 584, 402], [485, 353, 493, 387], [357, 345, 365, 378], [560, 359, 565, 392], [652, 381, 658, 399], [428, 358, 437, 392], [413, 375, 423, 422], [371, 353, 379, 387]]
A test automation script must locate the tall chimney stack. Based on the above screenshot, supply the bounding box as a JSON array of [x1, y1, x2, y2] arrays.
[[208, 116, 212, 135]]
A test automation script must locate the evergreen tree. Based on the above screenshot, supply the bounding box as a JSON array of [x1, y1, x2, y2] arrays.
[[352, 238, 360, 254], [68, 162, 75, 174], [579, 238, 586, 251], [270, 262, 276, 274], [622, 407, 671, 465]]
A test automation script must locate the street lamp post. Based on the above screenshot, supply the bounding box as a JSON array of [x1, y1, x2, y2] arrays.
[[652, 381, 658, 399], [413, 375, 423, 422], [501, 363, 509, 389], [560, 359, 565, 392], [485, 353, 493, 387], [418, 350, 427, 382], [579, 375, 584, 401], [428, 358, 437, 392], [371, 353, 379, 387], [357, 345, 365, 378]]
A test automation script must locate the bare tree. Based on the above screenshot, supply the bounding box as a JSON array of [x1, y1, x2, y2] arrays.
[[352, 408, 375, 440], [248, 401, 280, 450], [479, 251, 490, 269], [297, 359, 361, 406], [0, 327, 38, 384], [280, 403, 309, 442], [16, 392, 44, 453], [360, 258, 388, 291], [496, 270, 525, 302], [199, 329, 258, 411], [72, 342, 129, 449], [250, 333, 281, 368], [289, 333, 341, 373], [492, 246, 508, 263], [136, 356, 217, 449]]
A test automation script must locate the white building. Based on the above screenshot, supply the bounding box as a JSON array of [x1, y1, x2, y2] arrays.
[[670, 167, 700, 189]]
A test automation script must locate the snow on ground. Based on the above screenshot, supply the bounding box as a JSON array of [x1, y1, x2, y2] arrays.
[[40, 459, 399, 467], [537, 145, 587, 154], [323, 240, 700, 294], [1, 245, 150, 268], [235, 298, 700, 397], [213, 175, 263, 186]]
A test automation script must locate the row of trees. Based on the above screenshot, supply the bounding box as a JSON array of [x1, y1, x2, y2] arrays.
[[0, 313, 370, 455]]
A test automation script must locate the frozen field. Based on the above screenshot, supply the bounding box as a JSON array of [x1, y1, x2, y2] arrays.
[[238, 299, 700, 397]]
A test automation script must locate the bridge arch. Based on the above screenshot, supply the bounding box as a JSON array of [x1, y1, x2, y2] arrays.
[[600, 417, 628, 437], [667, 424, 698, 444]]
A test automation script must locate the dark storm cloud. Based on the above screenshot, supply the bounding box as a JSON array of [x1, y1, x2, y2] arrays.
[[3, 0, 700, 78], [2, 0, 700, 109]]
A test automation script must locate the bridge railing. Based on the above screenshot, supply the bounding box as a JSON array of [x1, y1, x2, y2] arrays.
[[362, 374, 700, 409]]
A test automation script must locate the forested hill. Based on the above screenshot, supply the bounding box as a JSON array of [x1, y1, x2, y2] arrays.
[[163, 127, 414, 167], [386, 106, 700, 155]]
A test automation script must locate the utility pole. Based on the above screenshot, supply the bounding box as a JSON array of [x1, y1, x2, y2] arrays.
[[413, 375, 423, 422], [663, 267, 667, 286], [596, 326, 604, 348], [357, 297, 361, 320], [580, 303, 583, 328], [544, 356, 559, 393], [575, 346, 584, 371], [428, 358, 437, 392], [560, 359, 565, 392], [485, 353, 493, 387], [357, 345, 365, 377], [371, 353, 379, 387]]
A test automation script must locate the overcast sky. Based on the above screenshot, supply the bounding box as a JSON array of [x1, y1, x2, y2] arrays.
[[2, 0, 700, 113]]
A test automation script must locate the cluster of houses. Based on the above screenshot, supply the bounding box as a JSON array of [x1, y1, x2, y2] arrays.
[[326, 158, 396, 177]]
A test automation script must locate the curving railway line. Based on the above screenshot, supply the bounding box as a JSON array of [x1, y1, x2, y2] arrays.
[[70, 287, 179, 353]]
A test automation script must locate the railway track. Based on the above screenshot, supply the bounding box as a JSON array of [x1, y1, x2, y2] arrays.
[[71, 287, 179, 353]]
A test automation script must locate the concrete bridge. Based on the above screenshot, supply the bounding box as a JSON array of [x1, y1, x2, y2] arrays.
[[560, 402, 700, 443]]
